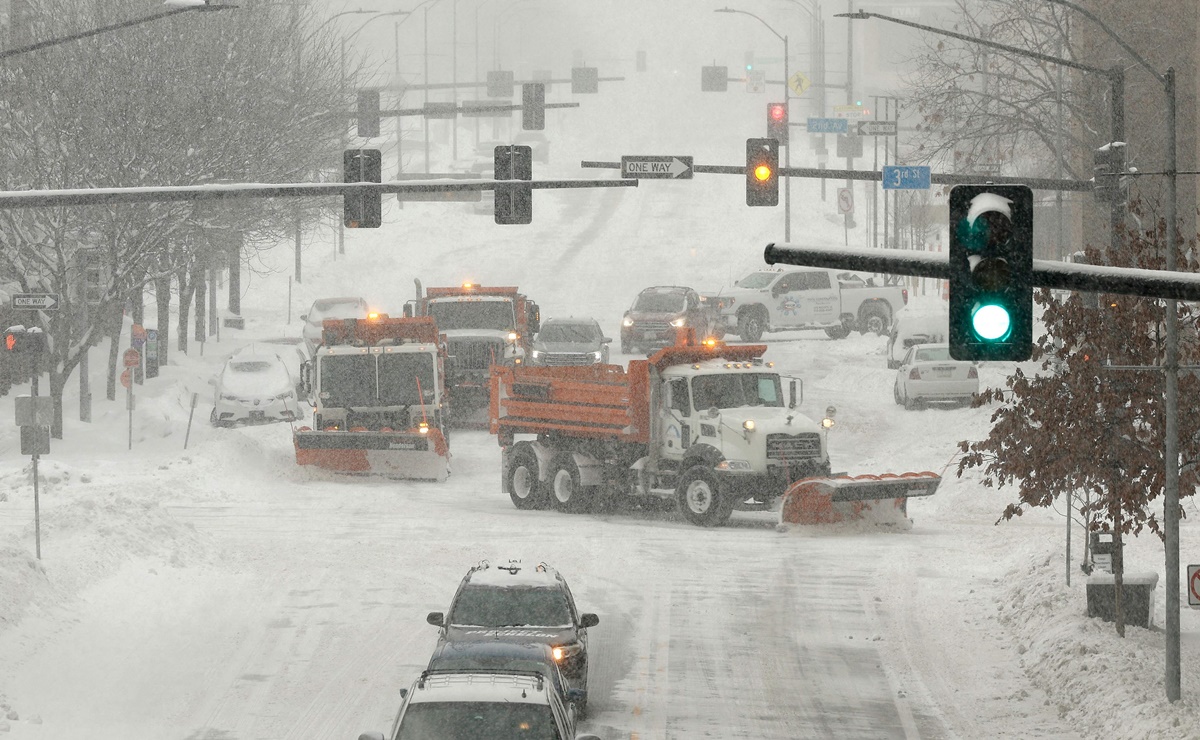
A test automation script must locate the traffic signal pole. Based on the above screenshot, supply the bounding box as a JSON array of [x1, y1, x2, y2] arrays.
[[783, 34, 791, 242]]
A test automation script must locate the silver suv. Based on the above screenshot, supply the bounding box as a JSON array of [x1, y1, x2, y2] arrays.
[[358, 670, 601, 740]]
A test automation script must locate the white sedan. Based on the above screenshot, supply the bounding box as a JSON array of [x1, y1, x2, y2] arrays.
[[210, 353, 304, 427], [893, 343, 979, 410]]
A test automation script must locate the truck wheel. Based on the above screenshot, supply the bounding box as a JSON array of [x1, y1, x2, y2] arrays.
[[737, 310, 765, 342], [549, 454, 593, 513], [676, 466, 733, 527], [824, 316, 853, 340], [507, 443, 548, 510], [859, 309, 889, 336]]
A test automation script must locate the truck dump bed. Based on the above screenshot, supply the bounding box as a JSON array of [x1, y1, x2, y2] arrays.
[[490, 342, 767, 445]]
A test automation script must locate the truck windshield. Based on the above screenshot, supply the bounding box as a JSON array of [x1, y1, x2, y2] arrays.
[[734, 272, 777, 289], [319, 354, 376, 407], [691, 373, 784, 411], [397, 702, 561, 740], [428, 300, 515, 331], [377, 353, 437, 406]]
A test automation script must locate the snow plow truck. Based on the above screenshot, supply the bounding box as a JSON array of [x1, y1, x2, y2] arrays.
[[404, 280, 540, 428], [294, 314, 450, 481], [490, 331, 940, 527]]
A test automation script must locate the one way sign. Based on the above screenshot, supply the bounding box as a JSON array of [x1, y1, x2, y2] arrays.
[[620, 156, 693, 180], [12, 293, 60, 311]]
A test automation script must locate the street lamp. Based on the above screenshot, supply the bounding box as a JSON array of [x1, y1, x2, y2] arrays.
[[714, 7, 792, 242], [0, 0, 236, 61]]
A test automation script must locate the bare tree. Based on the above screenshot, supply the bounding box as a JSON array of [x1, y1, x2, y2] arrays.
[[0, 0, 356, 437]]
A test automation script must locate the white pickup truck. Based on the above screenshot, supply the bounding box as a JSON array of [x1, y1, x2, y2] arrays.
[[708, 267, 908, 341]]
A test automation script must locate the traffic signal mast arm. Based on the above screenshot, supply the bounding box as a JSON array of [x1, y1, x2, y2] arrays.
[[579, 160, 1092, 192], [764, 243, 1200, 303]]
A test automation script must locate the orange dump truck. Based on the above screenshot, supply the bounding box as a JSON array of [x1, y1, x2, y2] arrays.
[[294, 315, 450, 481], [490, 336, 836, 526]]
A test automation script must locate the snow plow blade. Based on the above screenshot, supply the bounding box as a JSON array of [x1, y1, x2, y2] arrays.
[[779, 472, 941, 526], [294, 428, 449, 481]]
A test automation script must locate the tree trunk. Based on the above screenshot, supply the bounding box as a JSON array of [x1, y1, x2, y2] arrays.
[[194, 263, 206, 344], [155, 275, 171, 366], [106, 304, 122, 402], [49, 367, 65, 439], [177, 267, 194, 356], [1114, 513, 1125, 638]]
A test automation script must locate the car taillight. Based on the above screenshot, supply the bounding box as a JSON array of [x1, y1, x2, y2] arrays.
[[909, 368, 921, 380], [968, 366, 978, 379], [902, 288, 909, 305]]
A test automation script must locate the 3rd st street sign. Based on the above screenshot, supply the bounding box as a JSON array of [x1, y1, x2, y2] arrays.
[[620, 156, 693, 180]]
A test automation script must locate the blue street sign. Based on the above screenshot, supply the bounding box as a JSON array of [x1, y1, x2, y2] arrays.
[[807, 117, 848, 134], [882, 165, 932, 190]]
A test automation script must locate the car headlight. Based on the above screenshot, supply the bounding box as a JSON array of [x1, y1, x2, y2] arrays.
[[591, 351, 602, 360], [551, 642, 584, 662], [670, 317, 686, 328], [715, 459, 753, 471], [622, 316, 634, 327]]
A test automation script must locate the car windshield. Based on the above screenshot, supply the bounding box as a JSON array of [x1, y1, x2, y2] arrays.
[[633, 292, 685, 313], [229, 361, 274, 373], [318, 354, 375, 407], [377, 353, 436, 406], [915, 347, 953, 362], [450, 586, 572, 627], [428, 300, 515, 331], [538, 323, 599, 343], [735, 272, 777, 289], [397, 702, 561, 740], [691, 373, 784, 411]]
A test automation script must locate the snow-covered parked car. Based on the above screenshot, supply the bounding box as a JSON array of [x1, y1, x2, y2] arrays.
[[210, 352, 303, 426], [301, 296, 370, 352], [893, 343, 978, 410]]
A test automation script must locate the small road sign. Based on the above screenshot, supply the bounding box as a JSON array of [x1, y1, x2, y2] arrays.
[[120, 368, 132, 389], [123, 348, 141, 368], [621, 156, 694, 180], [833, 104, 865, 117], [807, 118, 848, 134], [857, 120, 898, 136], [746, 70, 765, 93], [788, 71, 811, 96], [882, 165, 932, 190], [15, 395, 53, 427], [11, 293, 60, 311], [1189, 565, 1200, 608], [837, 187, 854, 215], [131, 324, 147, 348]]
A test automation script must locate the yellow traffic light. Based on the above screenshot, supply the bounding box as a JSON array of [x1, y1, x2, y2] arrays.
[[754, 164, 773, 182]]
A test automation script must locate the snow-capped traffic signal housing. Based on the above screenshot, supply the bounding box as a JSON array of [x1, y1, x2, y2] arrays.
[[3, 328, 45, 356], [746, 138, 779, 207], [344, 149, 382, 228], [949, 184, 1034, 361], [767, 102, 788, 145]]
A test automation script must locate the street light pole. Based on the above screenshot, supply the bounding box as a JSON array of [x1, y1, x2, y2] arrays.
[[714, 7, 791, 241]]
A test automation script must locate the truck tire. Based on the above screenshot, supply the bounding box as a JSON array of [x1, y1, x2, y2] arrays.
[[859, 306, 890, 336], [676, 466, 734, 527], [549, 453, 593, 513], [507, 443, 548, 510], [737, 309, 766, 342], [824, 316, 853, 340]]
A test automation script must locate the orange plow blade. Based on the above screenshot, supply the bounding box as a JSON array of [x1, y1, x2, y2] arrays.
[[779, 472, 941, 526], [294, 427, 449, 481]]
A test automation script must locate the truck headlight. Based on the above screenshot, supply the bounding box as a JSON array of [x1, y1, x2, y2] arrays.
[[622, 316, 634, 327], [743, 419, 756, 432], [670, 317, 686, 327], [531, 350, 542, 359], [715, 459, 753, 472], [551, 642, 583, 662], [591, 351, 602, 361]]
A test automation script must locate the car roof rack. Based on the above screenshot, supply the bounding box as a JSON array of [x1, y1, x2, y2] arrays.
[[418, 668, 545, 691]]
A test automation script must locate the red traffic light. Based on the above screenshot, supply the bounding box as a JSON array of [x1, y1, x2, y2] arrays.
[[769, 104, 786, 120], [4, 332, 16, 352]]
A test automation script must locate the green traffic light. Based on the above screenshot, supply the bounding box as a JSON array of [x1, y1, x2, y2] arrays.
[[972, 303, 1012, 341]]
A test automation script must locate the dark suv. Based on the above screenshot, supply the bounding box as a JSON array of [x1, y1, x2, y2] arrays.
[[620, 285, 720, 354], [426, 561, 599, 697]]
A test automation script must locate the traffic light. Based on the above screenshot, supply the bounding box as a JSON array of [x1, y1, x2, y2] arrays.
[[701, 65, 728, 92], [3, 328, 45, 355], [522, 83, 545, 130], [744, 51, 754, 71], [494, 145, 533, 224], [343, 149, 382, 228], [745, 137, 779, 207], [1093, 142, 1126, 204], [948, 184, 1034, 361], [357, 90, 380, 138], [767, 102, 788, 145]]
